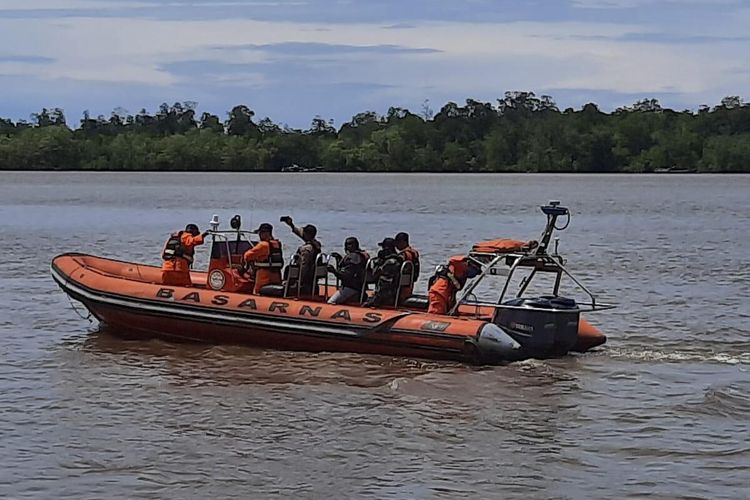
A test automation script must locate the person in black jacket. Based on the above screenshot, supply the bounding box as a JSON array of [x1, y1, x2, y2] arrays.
[[327, 237, 368, 304], [364, 237, 404, 307]]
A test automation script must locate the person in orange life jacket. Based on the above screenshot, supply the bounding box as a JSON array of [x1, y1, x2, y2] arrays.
[[242, 222, 284, 294], [161, 223, 208, 286], [427, 256, 482, 315], [394, 231, 420, 300], [327, 237, 369, 305], [364, 237, 404, 307], [280, 216, 321, 295]]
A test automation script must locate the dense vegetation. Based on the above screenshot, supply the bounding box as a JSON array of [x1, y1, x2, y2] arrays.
[[1, 92, 749, 172]]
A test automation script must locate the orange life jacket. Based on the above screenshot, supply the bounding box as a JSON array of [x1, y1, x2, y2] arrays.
[[252, 239, 284, 269], [471, 239, 528, 254], [427, 259, 469, 313], [400, 246, 420, 281]]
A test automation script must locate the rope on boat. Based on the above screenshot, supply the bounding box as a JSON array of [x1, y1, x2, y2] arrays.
[[67, 295, 93, 323]]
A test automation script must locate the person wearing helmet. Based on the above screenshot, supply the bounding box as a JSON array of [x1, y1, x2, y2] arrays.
[[427, 256, 482, 315], [280, 215, 321, 296], [242, 222, 284, 294], [327, 237, 369, 305], [161, 223, 208, 286], [364, 237, 404, 307]]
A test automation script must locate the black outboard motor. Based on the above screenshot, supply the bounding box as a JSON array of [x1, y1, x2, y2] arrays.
[[495, 296, 580, 357], [494, 201, 579, 357]]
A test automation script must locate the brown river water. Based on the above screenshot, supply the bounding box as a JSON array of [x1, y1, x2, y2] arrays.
[[1, 172, 748, 498]]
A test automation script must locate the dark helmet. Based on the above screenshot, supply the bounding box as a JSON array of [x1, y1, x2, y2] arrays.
[[394, 232, 409, 244], [378, 237, 396, 251], [302, 224, 317, 241], [344, 237, 360, 251], [185, 223, 200, 236], [253, 222, 273, 234]]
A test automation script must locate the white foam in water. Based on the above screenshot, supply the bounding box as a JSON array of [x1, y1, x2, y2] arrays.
[[609, 348, 749, 365]]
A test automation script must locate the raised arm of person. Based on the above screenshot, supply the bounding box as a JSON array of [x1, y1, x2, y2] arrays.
[[280, 216, 305, 241], [181, 232, 205, 248]]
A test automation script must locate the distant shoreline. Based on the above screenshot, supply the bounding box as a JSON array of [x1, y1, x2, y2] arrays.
[[3, 94, 749, 173], [5, 168, 743, 174]]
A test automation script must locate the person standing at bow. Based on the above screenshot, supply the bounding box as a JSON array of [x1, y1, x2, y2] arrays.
[[242, 222, 284, 294], [161, 223, 208, 286]]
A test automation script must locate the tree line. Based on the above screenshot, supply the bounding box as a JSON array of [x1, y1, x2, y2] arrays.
[[1, 92, 748, 172]]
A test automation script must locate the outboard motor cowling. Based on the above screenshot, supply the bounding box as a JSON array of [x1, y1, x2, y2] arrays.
[[494, 296, 580, 357]]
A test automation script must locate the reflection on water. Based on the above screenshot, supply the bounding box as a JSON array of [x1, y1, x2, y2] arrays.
[[1, 173, 749, 498], [82, 326, 468, 389]]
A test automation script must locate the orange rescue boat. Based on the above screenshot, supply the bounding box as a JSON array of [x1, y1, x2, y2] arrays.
[[51, 201, 613, 364]]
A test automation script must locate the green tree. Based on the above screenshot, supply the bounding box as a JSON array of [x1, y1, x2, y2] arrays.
[[226, 105, 259, 138], [199, 112, 224, 133]]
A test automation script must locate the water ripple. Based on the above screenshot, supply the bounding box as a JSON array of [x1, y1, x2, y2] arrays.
[[2, 173, 750, 499]]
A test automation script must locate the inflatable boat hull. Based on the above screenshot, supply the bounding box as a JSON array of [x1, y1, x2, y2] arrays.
[[51, 253, 604, 364]]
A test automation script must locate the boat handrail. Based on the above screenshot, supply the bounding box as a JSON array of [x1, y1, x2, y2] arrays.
[[459, 298, 617, 313], [282, 254, 302, 297], [450, 243, 614, 315], [360, 258, 378, 303], [205, 229, 257, 270], [448, 254, 504, 315], [314, 252, 331, 299], [323, 254, 340, 292], [205, 229, 257, 241], [469, 251, 561, 266]]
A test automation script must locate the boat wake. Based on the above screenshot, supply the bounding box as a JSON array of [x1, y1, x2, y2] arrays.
[[677, 383, 750, 419], [606, 347, 749, 366]]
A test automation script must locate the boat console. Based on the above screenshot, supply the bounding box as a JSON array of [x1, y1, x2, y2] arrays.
[[204, 214, 257, 293]]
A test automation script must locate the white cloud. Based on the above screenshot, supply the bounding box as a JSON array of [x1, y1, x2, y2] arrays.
[[0, 0, 150, 10], [0, 11, 748, 119], [571, 0, 742, 8], [0, 0, 305, 10]]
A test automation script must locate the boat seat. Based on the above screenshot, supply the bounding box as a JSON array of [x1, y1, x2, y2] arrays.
[[282, 255, 302, 297], [313, 253, 332, 299], [259, 284, 285, 297], [401, 294, 429, 311]]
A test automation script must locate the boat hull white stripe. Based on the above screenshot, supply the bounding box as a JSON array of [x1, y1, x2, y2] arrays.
[[51, 265, 364, 338]]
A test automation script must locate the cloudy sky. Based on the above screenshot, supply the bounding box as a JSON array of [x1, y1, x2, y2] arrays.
[[1, 0, 748, 128]]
